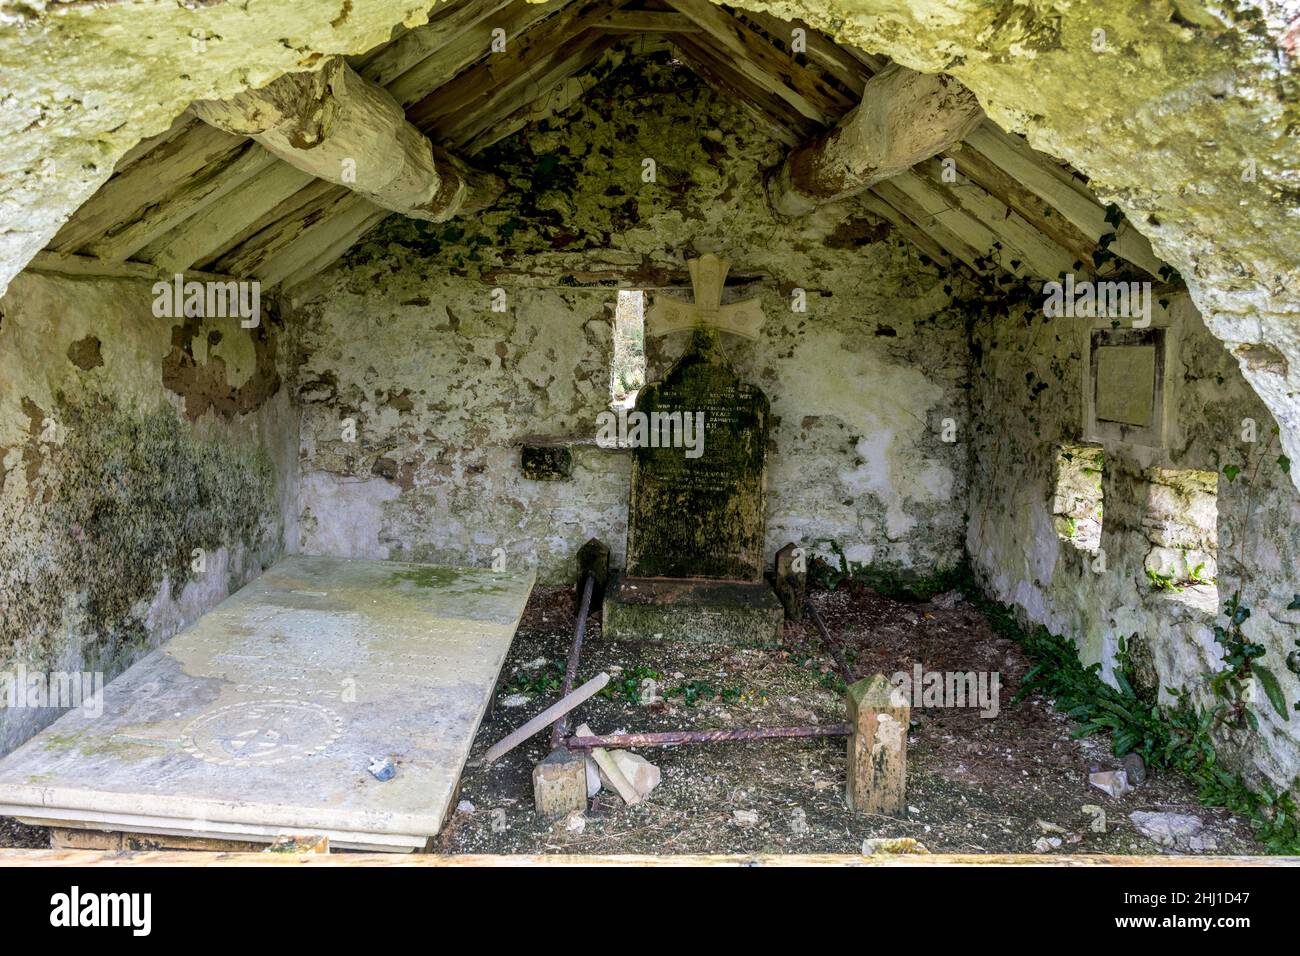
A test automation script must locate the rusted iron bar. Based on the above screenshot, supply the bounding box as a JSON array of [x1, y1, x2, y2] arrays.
[[550, 571, 596, 749], [805, 599, 855, 686], [566, 724, 851, 750]]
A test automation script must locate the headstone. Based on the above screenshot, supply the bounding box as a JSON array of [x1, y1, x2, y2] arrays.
[[626, 325, 769, 581], [603, 254, 783, 645]]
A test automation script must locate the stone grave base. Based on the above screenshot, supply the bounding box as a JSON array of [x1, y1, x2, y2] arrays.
[[603, 576, 784, 645], [0, 555, 534, 853]]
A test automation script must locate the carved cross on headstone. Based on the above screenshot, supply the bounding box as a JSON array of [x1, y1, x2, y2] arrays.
[[646, 254, 764, 340]]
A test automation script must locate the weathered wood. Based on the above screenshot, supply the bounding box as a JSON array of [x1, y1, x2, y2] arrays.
[[733, 9, 871, 97], [192, 57, 503, 222], [47, 122, 248, 254], [669, 35, 813, 147], [407, 0, 620, 139], [908, 157, 1076, 278], [769, 63, 984, 217], [532, 748, 589, 820], [484, 672, 610, 764], [26, 251, 244, 286], [869, 178, 985, 270], [846, 674, 909, 816], [50, 827, 264, 853], [856, 191, 958, 269], [667, 0, 852, 125], [84, 141, 280, 261], [597, 11, 700, 33], [461, 42, 632, 154], [359, 0, 517, 89], [139, 160, 315, 272], [3, 848, 1289, 866], [965, 122, 1165, 276], [387, 0, 568, 108]]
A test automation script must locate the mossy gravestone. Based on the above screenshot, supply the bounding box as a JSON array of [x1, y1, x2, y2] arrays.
[[605, 254, 782, 645], [626, 326, 768, 581]]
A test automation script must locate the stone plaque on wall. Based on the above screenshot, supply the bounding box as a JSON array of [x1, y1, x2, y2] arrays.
[[625, 327, 769, 581], [1088, 327, 1166, 447], [1095, 345, 1156, 426]]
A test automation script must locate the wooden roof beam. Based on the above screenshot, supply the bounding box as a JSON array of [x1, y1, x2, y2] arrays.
[[767, 63, 984, 217], [193, 56, 503, 223]]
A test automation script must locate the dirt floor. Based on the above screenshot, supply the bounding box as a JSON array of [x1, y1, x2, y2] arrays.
[[433, 582, 1266, 856], [0, 582, 1268, 856]]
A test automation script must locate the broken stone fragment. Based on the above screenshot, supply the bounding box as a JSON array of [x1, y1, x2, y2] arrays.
[[1088, 769, 1130, 798], [585, 756, 601, 798], [1130, 811, 1211, 853], [597, 750, 661, 799], [1081, 804, 1107, 833], [861, 837, 929, 855], [1032, 836, 1063, 853], [732, 809, 760, 828], [367, 756, 396, 782]]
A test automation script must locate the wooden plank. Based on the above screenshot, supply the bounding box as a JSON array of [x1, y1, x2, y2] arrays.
[[462, 42, 635, 154], [112, 113, 199, 172], [941, 141, 1099, 269], [856, 191, 957, 269], [26, 251, 244, 285], [47, 122, 248, 254], [965, 122, 1165, 276], [407, 0, 621, 135], [733, 8, 871, 97], [268, 200, 389, 290], [444, 29, 620, 149], [386, 0, 568, 108], [597, 10, 700, 32], [0, 848, 1291, 866], [139, 160, 315, 272], [665, 0, 854, 124], [84, 141, 280, 261], [204, 180, 351, 277], [359, 0, 517, 88], [483, 673, 610, 764], [909, 156, 1077, 278], [51, 828, 264, 853], [670, 34, 815, 146], [871, 177, 991, 272]]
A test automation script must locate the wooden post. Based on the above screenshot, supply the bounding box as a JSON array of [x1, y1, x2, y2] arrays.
[[532, 748, 588, 821], [845, 674, 909, 816], [773, 542, 806, 621]]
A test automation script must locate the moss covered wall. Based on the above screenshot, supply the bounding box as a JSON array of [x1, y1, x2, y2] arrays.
[[288, 55, 968, 584], [0, 271, 298, 755], [967, 292, 1300, 789]]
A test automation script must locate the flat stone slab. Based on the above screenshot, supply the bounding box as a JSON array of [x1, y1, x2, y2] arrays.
[[0, 555, 534, 851], [603, 576, 783, 645]]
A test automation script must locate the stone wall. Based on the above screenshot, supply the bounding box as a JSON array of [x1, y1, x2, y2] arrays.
[[288, 56, 969, 584], [0, 270, 298, 755], [967, 292, 1300, 789]]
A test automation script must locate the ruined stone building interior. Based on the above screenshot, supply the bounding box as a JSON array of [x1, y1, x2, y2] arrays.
[[0, 0, 1297, 862]]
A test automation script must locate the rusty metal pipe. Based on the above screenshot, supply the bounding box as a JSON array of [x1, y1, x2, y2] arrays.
[[550, 571, 595, 749], [566, 724, 851, 750], [805, 599, 855, 686]]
